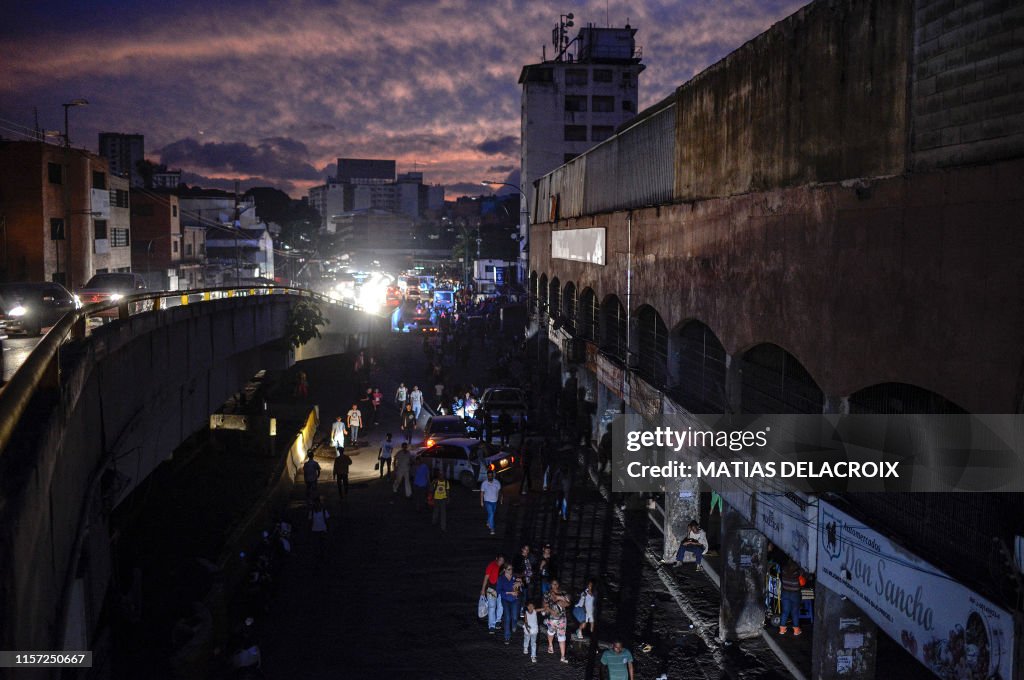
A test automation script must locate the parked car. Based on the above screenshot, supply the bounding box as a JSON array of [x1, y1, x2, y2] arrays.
[[421, 415, 469, 447], [77, 272, 147, 305], [412, 437, 517, 488], [0, 282, 79, 336]]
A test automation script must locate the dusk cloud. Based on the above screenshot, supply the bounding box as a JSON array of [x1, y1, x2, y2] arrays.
[[0, 0, 807, 199]]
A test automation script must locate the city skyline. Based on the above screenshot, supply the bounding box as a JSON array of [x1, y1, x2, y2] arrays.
[[0, 0, 804, 198]]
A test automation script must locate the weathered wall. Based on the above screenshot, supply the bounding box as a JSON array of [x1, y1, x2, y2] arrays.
[[911, 0, 1024, 169], [532, 156, 1024, 413], [675, 0, 913, 201]]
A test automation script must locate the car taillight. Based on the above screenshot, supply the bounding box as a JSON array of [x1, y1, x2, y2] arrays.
[[488, 463, 495, 471], [510, 456, 515, 464], [426, 439, 435, 447]]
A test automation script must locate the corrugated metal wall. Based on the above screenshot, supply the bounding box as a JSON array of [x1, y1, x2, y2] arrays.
[[534, 103, 676, 222]]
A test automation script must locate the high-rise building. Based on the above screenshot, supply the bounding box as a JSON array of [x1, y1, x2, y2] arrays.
[[308, 160, 445, 230], [98, 132, 145, 187], [518, 19, 644, 279]]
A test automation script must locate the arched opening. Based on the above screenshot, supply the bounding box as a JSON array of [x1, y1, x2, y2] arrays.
[[848, 383, 967, 414], [740, 344, 823, 414], [548, 277, 561, 319], [563, 282, 577, 333], [578, 288, 598, 340], [538, 273, 548, 313], [673, 321, 728, 413], [529, 271, 538, 313], [600, 294, 627, 362], [635, 306, 668, 388]]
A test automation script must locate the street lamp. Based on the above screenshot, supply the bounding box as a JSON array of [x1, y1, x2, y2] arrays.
[[62, 98, 88, 289], [481, 180, 529, 288]]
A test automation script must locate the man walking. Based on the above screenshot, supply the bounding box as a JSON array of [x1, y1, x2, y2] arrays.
[[346, 403, 363, 448], [395, 382, 408, 411], [333, 449, 352, 499], [330, 416, 347, 452], [409, 385, 424, 419], [480, 470, 502, 535], [378, 433, 394, 478], [600, 640, 635, 680], [431, 470, 450, 531], [302, 453, 321, 505], [479, 554, 505, 634], [401, 403, 417, 444], [392, 441, 412, 497]]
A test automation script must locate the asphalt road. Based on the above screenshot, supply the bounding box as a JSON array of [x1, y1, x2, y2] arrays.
[[1, 335, 38, 383]]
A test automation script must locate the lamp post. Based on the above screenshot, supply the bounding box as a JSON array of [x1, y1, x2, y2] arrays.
[[62, 99, 88, 289], [481, 180, 529, 288]]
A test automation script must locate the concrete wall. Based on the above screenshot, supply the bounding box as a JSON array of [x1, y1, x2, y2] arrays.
[[531, 156, 1024, 414], [0, 295, 381, 661], [912, 0, 1024, 169], [675, 0, 913, 201]]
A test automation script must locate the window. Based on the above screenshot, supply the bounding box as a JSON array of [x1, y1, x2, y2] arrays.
[[94, 219, 108, 240], [172, 205, 178, 217], [50, 218, 65, 240], [592, 126, 614, 142], [564, 125, 587, 141], [110, 189, 129, 208], [48, 163, 63, 185], [92, 171, 106, 190], [111, 228, 130, 248], [565, 69, 588, 85], [173, 241, 179, 253], [622, 72, 635, 87], [592, 96, 615, 113], [623, 100, 635, 112], [564, 95, 587, 112], [593, 69, 613, 82]]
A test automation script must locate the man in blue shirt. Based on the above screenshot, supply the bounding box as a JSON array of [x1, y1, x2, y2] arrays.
[[600, 640, 634, 680]]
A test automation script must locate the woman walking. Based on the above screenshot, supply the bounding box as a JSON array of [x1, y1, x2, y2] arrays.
[[497, 564, 523, 644], [543, 579, 571, 663]]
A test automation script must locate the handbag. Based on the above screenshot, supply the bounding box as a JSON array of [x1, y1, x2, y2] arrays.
[[573, 605, 586, 623], [477, 596, 488, 619], [374, 461, 380, 471]]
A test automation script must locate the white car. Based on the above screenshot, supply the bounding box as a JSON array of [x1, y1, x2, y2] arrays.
[[412, 437, 518, 488]]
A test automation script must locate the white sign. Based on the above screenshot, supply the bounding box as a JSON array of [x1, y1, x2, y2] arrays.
[[755, 493, 817, 571], [818, 502, 1015, 679], [551, 227, 605, 265], [90, 188, 110, 219]]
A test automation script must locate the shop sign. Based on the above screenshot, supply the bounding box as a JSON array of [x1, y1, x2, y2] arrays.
[[755, 493, 817, 571]]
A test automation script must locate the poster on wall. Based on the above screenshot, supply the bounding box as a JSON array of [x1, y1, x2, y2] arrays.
[[755, 493, 817, 571], [817, 501, 1015, 680], [551, 227, 605, 265]]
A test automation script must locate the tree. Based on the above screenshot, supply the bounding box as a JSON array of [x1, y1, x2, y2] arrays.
[[284, 299, 328, 348]]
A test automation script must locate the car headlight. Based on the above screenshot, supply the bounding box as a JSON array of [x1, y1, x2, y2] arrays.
[[73, 295, 82, 308], [110, 293, 123, 301], [8, 305, 26, 317]]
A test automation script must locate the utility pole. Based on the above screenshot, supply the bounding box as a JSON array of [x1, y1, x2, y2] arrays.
[[234, 180, 241, 285], [61, 99, 88, 289]]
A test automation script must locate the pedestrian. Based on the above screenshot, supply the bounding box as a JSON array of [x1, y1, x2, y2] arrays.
[[433, 378, 445, 403], [431, 469, 450, 531], [371, 387, 383, 425], [409, 385, 424, 418], [294, 371, 309, 399], [674, 520, 709, 571], [333, 449, 352, 499], [360, 389, 373, 428], [401, 403, 417, 444], [600, 640, 635, 680], [330, 416, 347, 452], [778, 559, 805, 636], [554, 464, 572, 520], [308, 497, 329, 560], [540, 438, 553, 491], [480, 470, 502, 535], [413, 457, 431, 510], [598, 423, 612, 474], [346, 403, 363, 448], [498, 409, 512, 447], [543, 579, 571, 663], [518, 440, 532, 494], [378, 434, 394, 477], [573, 578, 596, 640], [395, 382, 408, 411], [512, 544, 535, 602], [392, 441, 412, 497], [522, 601, 539, 663], [497, 563, 523, 644], [538, 544, 558, 596], [302, 453, 321, 505], [479, 554, 505, 634]]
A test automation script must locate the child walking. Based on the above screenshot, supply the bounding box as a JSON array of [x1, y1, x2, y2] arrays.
[[522, 601, 539, 663]]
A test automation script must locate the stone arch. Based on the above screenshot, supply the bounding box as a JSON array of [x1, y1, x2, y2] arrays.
[[671, 320, 728, 413], [549, 276, 561, 319], [538, 273, 548, 313], [600, 294, 628, 362], [578, 288, 598, 340], [634, 305, 669, 388], [529, 271, 538, 313], [562, 282, 577, 333], [740, 343, 824, 414]]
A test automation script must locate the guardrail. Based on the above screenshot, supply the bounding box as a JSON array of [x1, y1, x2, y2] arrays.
[[0, 285, 370, 459]]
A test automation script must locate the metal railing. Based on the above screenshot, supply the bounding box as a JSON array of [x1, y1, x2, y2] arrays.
[[0, 285, 369, 458]]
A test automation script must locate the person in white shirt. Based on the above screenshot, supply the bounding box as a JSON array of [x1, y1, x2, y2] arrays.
[[573, 579, 596, 640], [330, 416, 347, 451], [480, 470, 502, 535], [675, 520, 710, 571], [346, 404, 363, 448], [395, 383, 408, 411], [409, 386, 424, 418], [522, 601, 540, 662]]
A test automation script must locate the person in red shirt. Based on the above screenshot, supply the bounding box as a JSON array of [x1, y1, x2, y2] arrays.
[[479, 554, 506, 633], [371, 387, 383, 425]]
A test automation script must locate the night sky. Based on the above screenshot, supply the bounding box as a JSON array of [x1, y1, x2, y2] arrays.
[[0, 0, 804, 198]]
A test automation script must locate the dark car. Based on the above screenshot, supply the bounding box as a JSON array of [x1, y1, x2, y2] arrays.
[[412, 438, 518, 488], [478, 387, 529, 428], [0, 282, 79, 336], [77, 272, 147, 305], [422, 415, 469, 447]]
